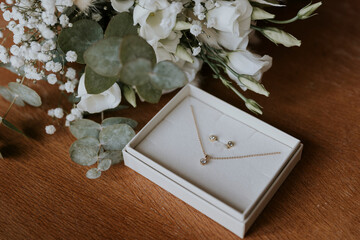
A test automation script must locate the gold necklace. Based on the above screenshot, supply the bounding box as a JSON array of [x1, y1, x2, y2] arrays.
[[190, 105, 281, 165]]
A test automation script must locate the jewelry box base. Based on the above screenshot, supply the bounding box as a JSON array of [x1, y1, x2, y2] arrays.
[[122, 84, 303, 238], [123, 144, 302, 238]]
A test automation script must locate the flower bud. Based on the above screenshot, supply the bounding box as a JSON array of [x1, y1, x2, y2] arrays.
[[175, 45, 194, 63], [251, 7, 275, 20], [261, 27, 301, 47], [297, 2, 322, 20], [245, 99, 263, 115], [238, 76, 269, 96]]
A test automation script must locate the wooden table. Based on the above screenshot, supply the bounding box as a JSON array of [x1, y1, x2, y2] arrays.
[[1, 1, 359, 239]]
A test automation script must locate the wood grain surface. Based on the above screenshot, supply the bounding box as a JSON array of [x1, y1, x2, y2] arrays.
[[0, 1, 359, 239]]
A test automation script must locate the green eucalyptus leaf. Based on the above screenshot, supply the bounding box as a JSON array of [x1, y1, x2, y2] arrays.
[[98, 150, 123, 165], [150, 61, 187, 90], [84, 66, 118, 94], [136, 82, 162, 103], [101, 117, 138, 129], [58, 19, 103, 64], [1, 117, 25, 135], [123, 85, 136, 107], [120, 35, 156, 65], [86, 168, 101, 179], [0, 86, 25, 106], [8, 82, 41, 107], [70, 119, 101, 139], [84, 37, 123, 77], [105, 13, 137, 38], [120, 58, 152, 86], [99, 124, 135, 151], [98, 158, 112, 171], [69, 137, 100, 166]]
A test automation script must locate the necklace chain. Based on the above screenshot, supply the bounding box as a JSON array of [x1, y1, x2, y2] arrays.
[[190, 105, 281, 162]]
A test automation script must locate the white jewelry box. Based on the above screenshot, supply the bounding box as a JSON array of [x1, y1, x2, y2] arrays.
[[123, 84, 303, 238]]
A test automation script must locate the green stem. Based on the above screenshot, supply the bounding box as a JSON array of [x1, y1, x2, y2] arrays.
[[2, 96, 17, 120], [267, 15, 299, 24]]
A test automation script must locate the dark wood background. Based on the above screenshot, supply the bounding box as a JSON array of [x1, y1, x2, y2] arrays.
[[0, 1, 359, 239]]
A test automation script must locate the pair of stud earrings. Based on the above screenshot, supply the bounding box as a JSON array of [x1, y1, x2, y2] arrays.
[[209, 135, 235, 149]]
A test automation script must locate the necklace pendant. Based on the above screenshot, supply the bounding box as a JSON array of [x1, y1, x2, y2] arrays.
[[200, 155, 209, 165]]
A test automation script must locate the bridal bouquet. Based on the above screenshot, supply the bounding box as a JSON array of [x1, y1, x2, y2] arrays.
[[0, 0, 321, 178]]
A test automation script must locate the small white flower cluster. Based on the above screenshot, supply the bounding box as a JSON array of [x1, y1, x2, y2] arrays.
[[48, 106, 83, 128], [0, 0, 74, 82]]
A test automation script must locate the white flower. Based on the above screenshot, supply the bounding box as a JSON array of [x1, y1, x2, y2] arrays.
[[30, 42, 41, 52], [192, 46, 201, 56], [134, 1, 182, 44], [59, 14, 69, 27], [216, 30, 250, 51], [38, 24, 55, 39], [64, 80, 76, 93], [3, 10, 12, 21], [77, 74, 122, 113], [206, 0, 252, 37], [65, 68, 76, 79], [65, 51, 77, 62], [66, 113, 76, 122], [72, 0, 93, 12], [0, 45, 9, 63], [226, 50, 272, 89], [47, 74, 58, 84], [10, 45, 20, 56], [71, 108, 83, 119], [10, 56, 24, 68], [175, 57, 202, 82], [45, 125, 56, 135], [48, 109, 55, 117], [152, 31, 181, 62], [190, 21, 202, 36], [111, 0, 134, 13], [54, 108, 64, 118]]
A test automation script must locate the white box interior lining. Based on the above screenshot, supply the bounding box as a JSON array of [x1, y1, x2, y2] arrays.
[[134, 96, 296, 216]]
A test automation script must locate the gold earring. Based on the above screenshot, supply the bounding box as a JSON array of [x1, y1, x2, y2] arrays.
[[226, 141, 234, 149], [209, 135, 218, 142]]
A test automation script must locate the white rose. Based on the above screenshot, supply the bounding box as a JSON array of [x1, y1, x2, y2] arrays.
[[111, 0, 134, 13], [206, 0, 252, 37], [226, 50, 272, 88], [77, 74, 122, 113], [134, 1, 182, 44]]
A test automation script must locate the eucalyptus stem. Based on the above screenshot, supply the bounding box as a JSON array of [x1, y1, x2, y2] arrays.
[[267, 15, 299, 24], [2, 96, 17, 120]]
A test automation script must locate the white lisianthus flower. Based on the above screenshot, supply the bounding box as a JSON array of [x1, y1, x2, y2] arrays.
[[77, 74, 122, 113], [153, 31, 182, 62], [111, 0, 134, 13], [206, 0, 252, 37], [216, 30, 250, 51], [226, 50, 272, 88], [134, 1, 183, 44]]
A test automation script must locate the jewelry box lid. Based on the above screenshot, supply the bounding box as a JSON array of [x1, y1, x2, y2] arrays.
[[125, 84, 301, 222]]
